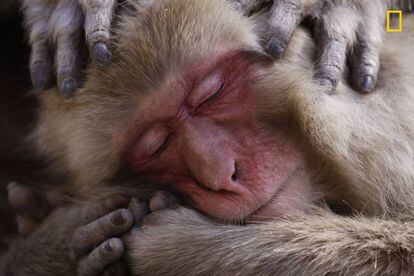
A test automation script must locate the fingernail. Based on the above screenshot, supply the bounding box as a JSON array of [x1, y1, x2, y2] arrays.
[[361, 75, 374, 93], [32, 74, 46, 91], [111, 210, 126, 225], [266, 42, 285, 59], [105, 241, 114, 252], [93, 42, 111, 65], [32, 73, 52, 91], [60, 78, 78, 97]]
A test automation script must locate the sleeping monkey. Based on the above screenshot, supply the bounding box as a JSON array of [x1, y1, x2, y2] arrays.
[[3, 0, 414, 275]]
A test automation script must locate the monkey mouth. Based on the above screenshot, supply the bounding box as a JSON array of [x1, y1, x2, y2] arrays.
[[179, 164, 310, 223], [245, 166, 309, 222], [244, 177, 289, 222]]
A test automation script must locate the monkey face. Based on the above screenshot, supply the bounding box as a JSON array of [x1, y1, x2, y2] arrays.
[[114, 49, 310, 222]]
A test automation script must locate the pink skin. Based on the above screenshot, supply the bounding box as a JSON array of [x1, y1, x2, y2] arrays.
[[117, 50, 311, 222]]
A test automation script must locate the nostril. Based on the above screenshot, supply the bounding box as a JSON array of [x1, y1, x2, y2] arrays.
[[231, 161, 239, 182]]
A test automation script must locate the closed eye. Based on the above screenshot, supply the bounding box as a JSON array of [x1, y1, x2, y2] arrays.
[[195, 82, 226, 112], [132, 126, 171, 163], [150, 133, 173, 158]]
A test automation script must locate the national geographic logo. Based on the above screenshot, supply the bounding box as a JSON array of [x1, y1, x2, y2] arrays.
[[386, 0, 414, 32], [387, 10, 403, 32]]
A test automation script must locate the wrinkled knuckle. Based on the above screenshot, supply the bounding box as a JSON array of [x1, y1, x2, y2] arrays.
[[360, 51, 380, 66], [81, 205, 96, 221], [359, 62, 378, 74], [87, 29, 110, 45], [267, 24, 290, 45], [317, 70, 339, 87], [320, 64, 341, 77]]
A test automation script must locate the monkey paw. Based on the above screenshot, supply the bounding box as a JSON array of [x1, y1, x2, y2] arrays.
[[21, 0, 116, 96], [70, 194, 135, 276], [119, 192, 215, 275], [230, 0, 384, 93]]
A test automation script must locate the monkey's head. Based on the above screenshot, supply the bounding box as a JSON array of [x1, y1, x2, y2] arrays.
[[35, 0, 316, 222]]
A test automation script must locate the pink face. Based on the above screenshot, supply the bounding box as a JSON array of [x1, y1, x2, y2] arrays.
[[117, 50, 310, 222]]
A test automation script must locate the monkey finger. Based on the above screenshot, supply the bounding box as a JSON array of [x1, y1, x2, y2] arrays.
[[128, 198, 150, 224], [71, 209, 133, 256], [264, 0, 304, 59], [78, 238, 125, 276], [149, 191, 178, 212], [313, 5, 361, 90], [79, 0, 115, 65], [350, 41, 380, 93], [82, 194, 131, 222], [349, 13, 383, 93], [7, 182, 50, 221], [21, 0, 54, 91], [29, 41, 54, 91], [51, 0, 83, 97]]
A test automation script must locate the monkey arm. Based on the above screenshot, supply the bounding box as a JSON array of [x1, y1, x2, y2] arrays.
[[125, 207, 414, 275]]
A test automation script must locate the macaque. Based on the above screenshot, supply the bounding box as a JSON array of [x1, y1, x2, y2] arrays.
[[20, 0, 404, 96], [3, 0, 414, 275]]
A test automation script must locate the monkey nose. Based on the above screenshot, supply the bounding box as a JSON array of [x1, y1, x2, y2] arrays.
[[216, 160, 240, 190], [198, 160, 240, 192], [231, 161, 239, 182]]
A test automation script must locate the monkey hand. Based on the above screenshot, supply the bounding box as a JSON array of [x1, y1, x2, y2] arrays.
[[70, 194, 135, 276], [21, 0, 116, 97], [121, 192, 221, 275], [7, 182, 65, 237], [1, 194, 134, 275], [232, 0, 386, 93]]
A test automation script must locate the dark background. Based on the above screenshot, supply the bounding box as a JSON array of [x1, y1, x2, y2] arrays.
[[0, 10, 37, 250]]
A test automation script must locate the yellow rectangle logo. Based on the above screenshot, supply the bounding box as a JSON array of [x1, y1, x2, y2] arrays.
[[386, 10, 403, 32]]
